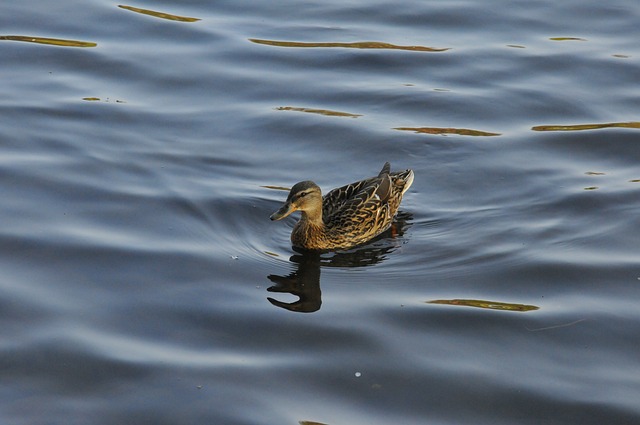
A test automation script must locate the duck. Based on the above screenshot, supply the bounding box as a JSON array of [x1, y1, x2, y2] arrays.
[[270, 162, 414, 250]]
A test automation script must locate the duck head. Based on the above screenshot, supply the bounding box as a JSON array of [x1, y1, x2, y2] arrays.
[[270, 181, 322, 221]]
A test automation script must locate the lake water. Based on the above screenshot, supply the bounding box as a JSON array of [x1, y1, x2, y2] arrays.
[[1, 0, 639, 424]]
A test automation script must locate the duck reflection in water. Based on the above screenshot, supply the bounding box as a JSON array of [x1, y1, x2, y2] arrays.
[[267, 212, 412, 313]]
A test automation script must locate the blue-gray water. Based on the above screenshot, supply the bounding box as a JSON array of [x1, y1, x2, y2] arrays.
[[1, 1, 639, 424]]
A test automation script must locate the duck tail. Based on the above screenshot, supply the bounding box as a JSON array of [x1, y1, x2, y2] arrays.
[[401, 169, 415, 195], [378, 162, 391, 177]]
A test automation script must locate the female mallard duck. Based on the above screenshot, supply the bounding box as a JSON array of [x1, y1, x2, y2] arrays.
[[270, 162, 414, 250]]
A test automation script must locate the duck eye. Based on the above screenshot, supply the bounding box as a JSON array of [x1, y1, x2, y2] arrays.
[[299, 192, 307, 198]]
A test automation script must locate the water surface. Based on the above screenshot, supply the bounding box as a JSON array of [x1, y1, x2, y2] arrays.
[[1, 0, 639, 424]]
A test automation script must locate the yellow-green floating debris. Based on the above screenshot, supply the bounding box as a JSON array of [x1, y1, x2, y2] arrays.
[[0, 35, 96, 47], [276, 106, 361, 118], [532, 122, 640, 131], [250, 38, 449, 52], [428, 299, 539, 312], [395, 127, 501, 136], [118, 4, 200, 22]]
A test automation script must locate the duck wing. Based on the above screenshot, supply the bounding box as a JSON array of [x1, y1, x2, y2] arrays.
[[322, 162, 391, 221], [322, 178, 372, 222], [323, 174, 393, 237]]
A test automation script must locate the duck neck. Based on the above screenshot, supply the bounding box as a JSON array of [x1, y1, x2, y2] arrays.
[[292, 210, 325, 249], [301, 208, 323, 226]]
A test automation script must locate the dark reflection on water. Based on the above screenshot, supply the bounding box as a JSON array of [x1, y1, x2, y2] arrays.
[[267, 213, 412, 313], [268, 253, 323, 313]]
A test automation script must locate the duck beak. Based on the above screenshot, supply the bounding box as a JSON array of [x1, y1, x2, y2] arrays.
[[270, 201, 296, 221]]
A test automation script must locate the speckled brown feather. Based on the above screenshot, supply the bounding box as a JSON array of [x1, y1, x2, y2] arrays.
[[272, 162, 414, 250]]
